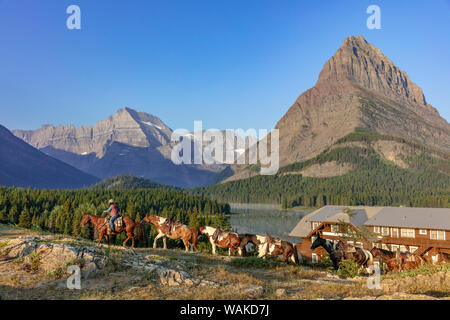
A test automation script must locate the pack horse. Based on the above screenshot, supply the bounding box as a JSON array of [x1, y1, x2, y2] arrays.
[[142, 214, 199, 252], [239, 234, 299, 264], [198, 226, 242, 256], [310, 233, 373, 272]]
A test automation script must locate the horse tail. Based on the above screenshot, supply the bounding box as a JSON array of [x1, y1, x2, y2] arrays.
[[364, 249, 373, 267], [135, 220, 144, 242], [292, 243, 300, 264], [190, 227, 199, 251]]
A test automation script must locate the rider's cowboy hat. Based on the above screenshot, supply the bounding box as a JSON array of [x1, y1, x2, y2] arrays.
[[108, 199, 114, 204]]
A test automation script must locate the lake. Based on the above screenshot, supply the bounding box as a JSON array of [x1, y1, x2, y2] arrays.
[[228, 203, 313, 243]]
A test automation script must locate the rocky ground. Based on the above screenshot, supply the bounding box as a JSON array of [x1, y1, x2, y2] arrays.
[[0, 225, 449, 300]]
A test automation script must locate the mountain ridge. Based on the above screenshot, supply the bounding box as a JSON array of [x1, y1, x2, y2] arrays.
[[12, 108, 227, 188], [0, 124, 99, 189]]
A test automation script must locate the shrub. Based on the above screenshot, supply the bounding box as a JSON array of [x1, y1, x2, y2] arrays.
[[46, 267, 64, 279], [337, 260, 360, 278], [27, 251, 41, 272]]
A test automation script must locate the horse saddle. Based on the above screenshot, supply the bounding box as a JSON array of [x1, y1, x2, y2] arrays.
[[169, 222, 179, 233], [212, 228, 224, 243], [105, 216, 123, 229], [345, 246, 357, 254]]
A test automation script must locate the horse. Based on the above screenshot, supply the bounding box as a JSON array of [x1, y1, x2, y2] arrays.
[[264, 234, 300, 264], [142, 214, 198, 252], [370, 247, 424, 272], [80, 213, 143, 248], [238, 234, 268, 257], [238, 233, 299, 264], [198, 226, 242, 256], [310, 234, 373, 272]]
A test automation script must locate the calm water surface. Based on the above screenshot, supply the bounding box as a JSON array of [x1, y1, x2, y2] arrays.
[[228, 203, 313, 243]]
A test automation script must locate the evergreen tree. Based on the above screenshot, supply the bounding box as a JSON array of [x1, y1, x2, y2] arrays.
[[18, 207, 31, 228]]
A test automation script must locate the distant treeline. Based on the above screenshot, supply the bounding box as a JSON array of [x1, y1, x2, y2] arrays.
[[90, 174, 176, 190], [0, 187, 230, 247], [192, 148, 450, 209]]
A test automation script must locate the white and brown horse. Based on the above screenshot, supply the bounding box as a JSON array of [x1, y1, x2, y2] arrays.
[[240, 234, 299, 264], [198, 226, 242, 256], [238, 234, 270, 258], [142, 214, 198, 252]]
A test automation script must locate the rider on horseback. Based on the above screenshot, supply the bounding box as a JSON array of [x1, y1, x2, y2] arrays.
[[104, 199, 119, 235]]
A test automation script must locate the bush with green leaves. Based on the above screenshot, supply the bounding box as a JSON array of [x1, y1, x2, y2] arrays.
[[337, 259, 360, 278]]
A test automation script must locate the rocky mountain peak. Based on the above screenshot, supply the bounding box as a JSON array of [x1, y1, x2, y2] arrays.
[[13, 107, 173, 157], [317, 35, 426, 106], [269, 35, 450, 168]]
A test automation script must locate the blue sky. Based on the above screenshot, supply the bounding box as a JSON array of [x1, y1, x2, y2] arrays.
[[0, 0, 449, 132]]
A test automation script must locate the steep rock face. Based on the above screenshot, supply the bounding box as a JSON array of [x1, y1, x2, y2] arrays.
[[274, 35, 450, 167], [317, 35, 427, 106], [14, 108, 172, 157], [12, 108, 226, 188], [0, 125, 98, 189]]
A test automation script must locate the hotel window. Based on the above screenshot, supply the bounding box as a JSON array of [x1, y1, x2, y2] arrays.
[[401, 228, 415, 238], [391, 244, 399, 252], [347, 241, 354, 246], [382, 244, 389, 250], [400, 245, 407, 253], [373, 226, 380, 233], [391, 228, 399, 238], [312, 254, 318, 263], [419, 229, 427, 235], [312, 222, 320, 230], [355, 242, 363, 248], [430, 230, 446, 241], [381, 227, 390, 236], [331, 224, 340, 233], [409, 246, 418, 253]]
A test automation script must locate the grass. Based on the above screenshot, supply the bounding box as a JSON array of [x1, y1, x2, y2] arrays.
[[0, 240, 9, 249], [229, 256, 284, 269]]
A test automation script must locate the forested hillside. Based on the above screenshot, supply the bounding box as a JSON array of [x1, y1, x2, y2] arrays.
[[192, 132, 450, 208], [91, 174, 175, 190], [0, 187, 230, 247]]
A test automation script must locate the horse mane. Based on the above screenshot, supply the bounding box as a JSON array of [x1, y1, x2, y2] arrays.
[[377, 247, 395, 257]]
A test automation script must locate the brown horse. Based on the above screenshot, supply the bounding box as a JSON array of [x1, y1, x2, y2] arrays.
[[265, 235, 300, 264], [142, 214, 198, 252], [80, 214, 143, 248], [198, 226, 242, 256], [371, 247, 424, 272]]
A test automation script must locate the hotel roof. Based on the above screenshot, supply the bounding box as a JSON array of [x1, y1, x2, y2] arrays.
[[289, 206, 450, 238]]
